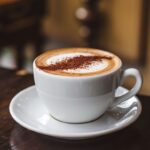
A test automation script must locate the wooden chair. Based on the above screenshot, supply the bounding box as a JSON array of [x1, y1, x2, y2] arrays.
[[0, 0, 47, 69]]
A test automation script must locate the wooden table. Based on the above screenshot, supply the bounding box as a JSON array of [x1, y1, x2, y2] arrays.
[[0, 67, 149, 150]]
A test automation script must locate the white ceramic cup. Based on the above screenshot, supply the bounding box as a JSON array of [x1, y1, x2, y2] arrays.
[[33, 51, 142, 123]]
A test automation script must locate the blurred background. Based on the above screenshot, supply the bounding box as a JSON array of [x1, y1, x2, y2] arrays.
[[0, 0, 149, 95]]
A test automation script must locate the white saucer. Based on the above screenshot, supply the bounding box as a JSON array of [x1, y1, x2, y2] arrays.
[[9, 86, 142, 140]]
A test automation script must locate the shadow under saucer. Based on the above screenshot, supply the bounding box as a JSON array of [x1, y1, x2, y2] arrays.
[[9, 123, 142, 150]]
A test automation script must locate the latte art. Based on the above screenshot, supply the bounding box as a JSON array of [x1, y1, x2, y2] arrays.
[[35, 48, 121, 76]]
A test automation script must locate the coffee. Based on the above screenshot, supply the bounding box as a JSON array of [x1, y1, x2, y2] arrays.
[[35, 48, 121, 76], [33, 48, 142, 123]]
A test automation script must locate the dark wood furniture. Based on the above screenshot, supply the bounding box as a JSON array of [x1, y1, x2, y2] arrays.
[[138, 0, 149, 65], [0, 0, 46, 69], [75, 0, 102, 48], [0, 67, 149, 150]]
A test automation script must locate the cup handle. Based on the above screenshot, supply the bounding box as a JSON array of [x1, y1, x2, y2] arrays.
[[110, 68, 142, 108]]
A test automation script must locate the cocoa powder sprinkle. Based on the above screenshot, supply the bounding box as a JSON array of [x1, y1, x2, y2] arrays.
[[38, 55, 112, 71]]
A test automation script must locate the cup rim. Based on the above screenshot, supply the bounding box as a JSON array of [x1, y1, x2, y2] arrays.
[[33, 48, 122, 80]]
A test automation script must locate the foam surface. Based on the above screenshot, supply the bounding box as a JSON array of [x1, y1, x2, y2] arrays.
[[46, 53, 109, 73]]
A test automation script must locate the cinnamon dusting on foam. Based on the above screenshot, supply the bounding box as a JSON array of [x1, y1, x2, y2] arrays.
[[35, 48, 120, 76], [37, 55, 112, 71]]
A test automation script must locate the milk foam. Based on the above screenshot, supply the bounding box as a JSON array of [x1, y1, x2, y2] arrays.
[[46, 53, 109, 73]]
